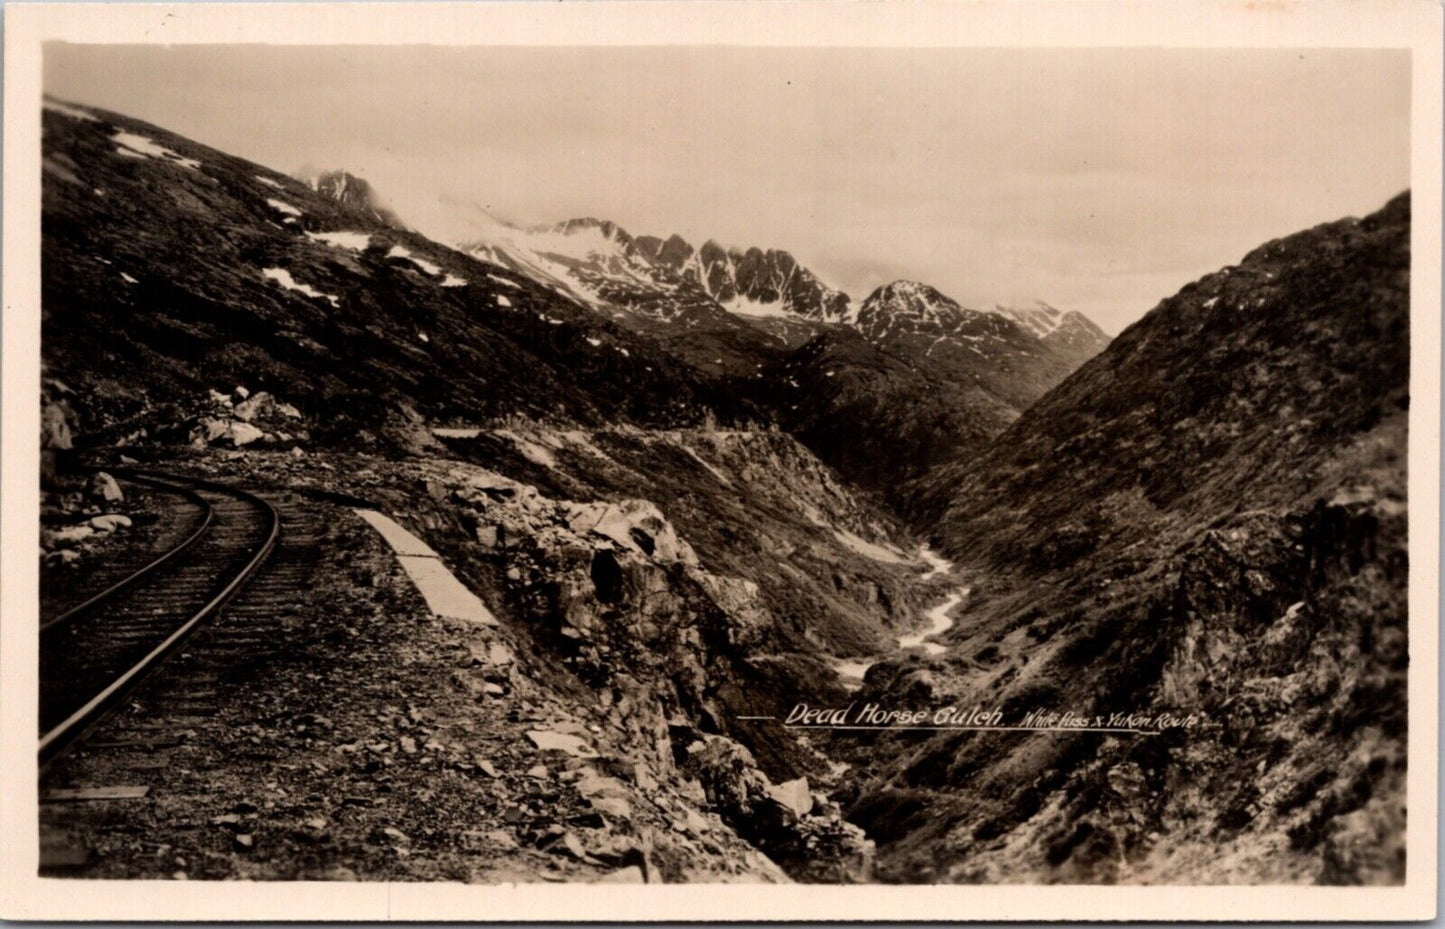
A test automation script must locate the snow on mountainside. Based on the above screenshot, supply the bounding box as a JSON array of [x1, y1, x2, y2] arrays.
[[994, 300, 1112, 368], [449, 211, 851, 326], [39, 97, 753, 449], [637, 236, 852, 322], [415, 203, 1112, 500], [401, 198, 1111, 390], [852, 281, 1084, 411], [426, 210, 832, 375]]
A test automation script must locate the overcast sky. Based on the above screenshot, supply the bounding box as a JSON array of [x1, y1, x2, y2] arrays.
[[46, 45, 1410, 333]]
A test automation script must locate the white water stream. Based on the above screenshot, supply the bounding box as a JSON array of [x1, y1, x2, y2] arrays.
[[834, 546, 969, 689]]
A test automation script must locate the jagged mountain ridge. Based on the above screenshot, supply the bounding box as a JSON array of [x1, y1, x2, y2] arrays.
[[854, 281, 1082, 410], [463, 215, 851, 324], [438, 207, 1112, 499], [849, 193, 1410, 884], [441, 204, 1109, 387]]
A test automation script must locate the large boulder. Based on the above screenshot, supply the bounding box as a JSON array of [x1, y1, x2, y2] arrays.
[[87, 471, 123, 503], [691, 573, 770, 648], [767, 777, 814, 818], [565, 500, 699, 565], [232, 391, 275, 422], [41, 401, 73, 452], [89, 513, 133, 532], [224, 422, 265, 447]]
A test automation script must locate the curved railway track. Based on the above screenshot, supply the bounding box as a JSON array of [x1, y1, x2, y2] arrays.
[[39, 471, 280, 767]]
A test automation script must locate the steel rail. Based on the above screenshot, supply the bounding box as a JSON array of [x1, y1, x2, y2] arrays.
[[40, 474, 214, 634], [38, 471, 280, 767]]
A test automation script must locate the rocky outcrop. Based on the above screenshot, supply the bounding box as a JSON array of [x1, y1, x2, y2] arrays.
[[674, 733, 872, 881], [295, 169, 403, 227], [330, 429, 918, 881]]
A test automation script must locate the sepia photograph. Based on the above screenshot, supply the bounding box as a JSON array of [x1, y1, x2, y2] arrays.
[[2, 1, 1440, 920]]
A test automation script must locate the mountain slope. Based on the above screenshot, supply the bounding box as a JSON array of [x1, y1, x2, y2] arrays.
[[746, 327, 1017, 502], [750, 282, 1107, 502], [855, 193, 1410, 883], [40, 98, 751, 450]]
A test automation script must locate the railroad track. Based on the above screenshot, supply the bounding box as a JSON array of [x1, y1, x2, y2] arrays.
[[39, 470, 280, 767]]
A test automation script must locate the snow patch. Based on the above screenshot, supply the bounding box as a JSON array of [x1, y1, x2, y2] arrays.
[[44, 100, 97, 122], [113, 131, 201, 170], [496, 294, 513, 308], [488, 273, 520, 289], [120, 272, 138, 285], [266, 198, 303, 218], [586, 337, 602, 347], [440, 274, 467, 288], [255, 176, 285, 189], [262, 267, 339, 307], [387, 244, 442, 276], [306, 230, 372, 251], [725, 295, 792, 319]]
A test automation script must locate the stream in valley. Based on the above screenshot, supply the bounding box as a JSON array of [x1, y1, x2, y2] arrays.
[[835, 546, 970, 689]]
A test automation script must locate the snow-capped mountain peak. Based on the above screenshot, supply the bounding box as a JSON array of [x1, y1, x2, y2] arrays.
[[993, 300, 1111, 364], [858, 280, 968, 327], [421, 199, 852, 328]]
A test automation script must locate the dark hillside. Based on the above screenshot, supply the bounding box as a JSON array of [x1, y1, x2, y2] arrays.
[[856, 193, 1410, 884]]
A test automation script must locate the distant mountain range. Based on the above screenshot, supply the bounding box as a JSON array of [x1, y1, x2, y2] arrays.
[[445, 205, 1106, 349], [417, 204, 1111, 496]]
